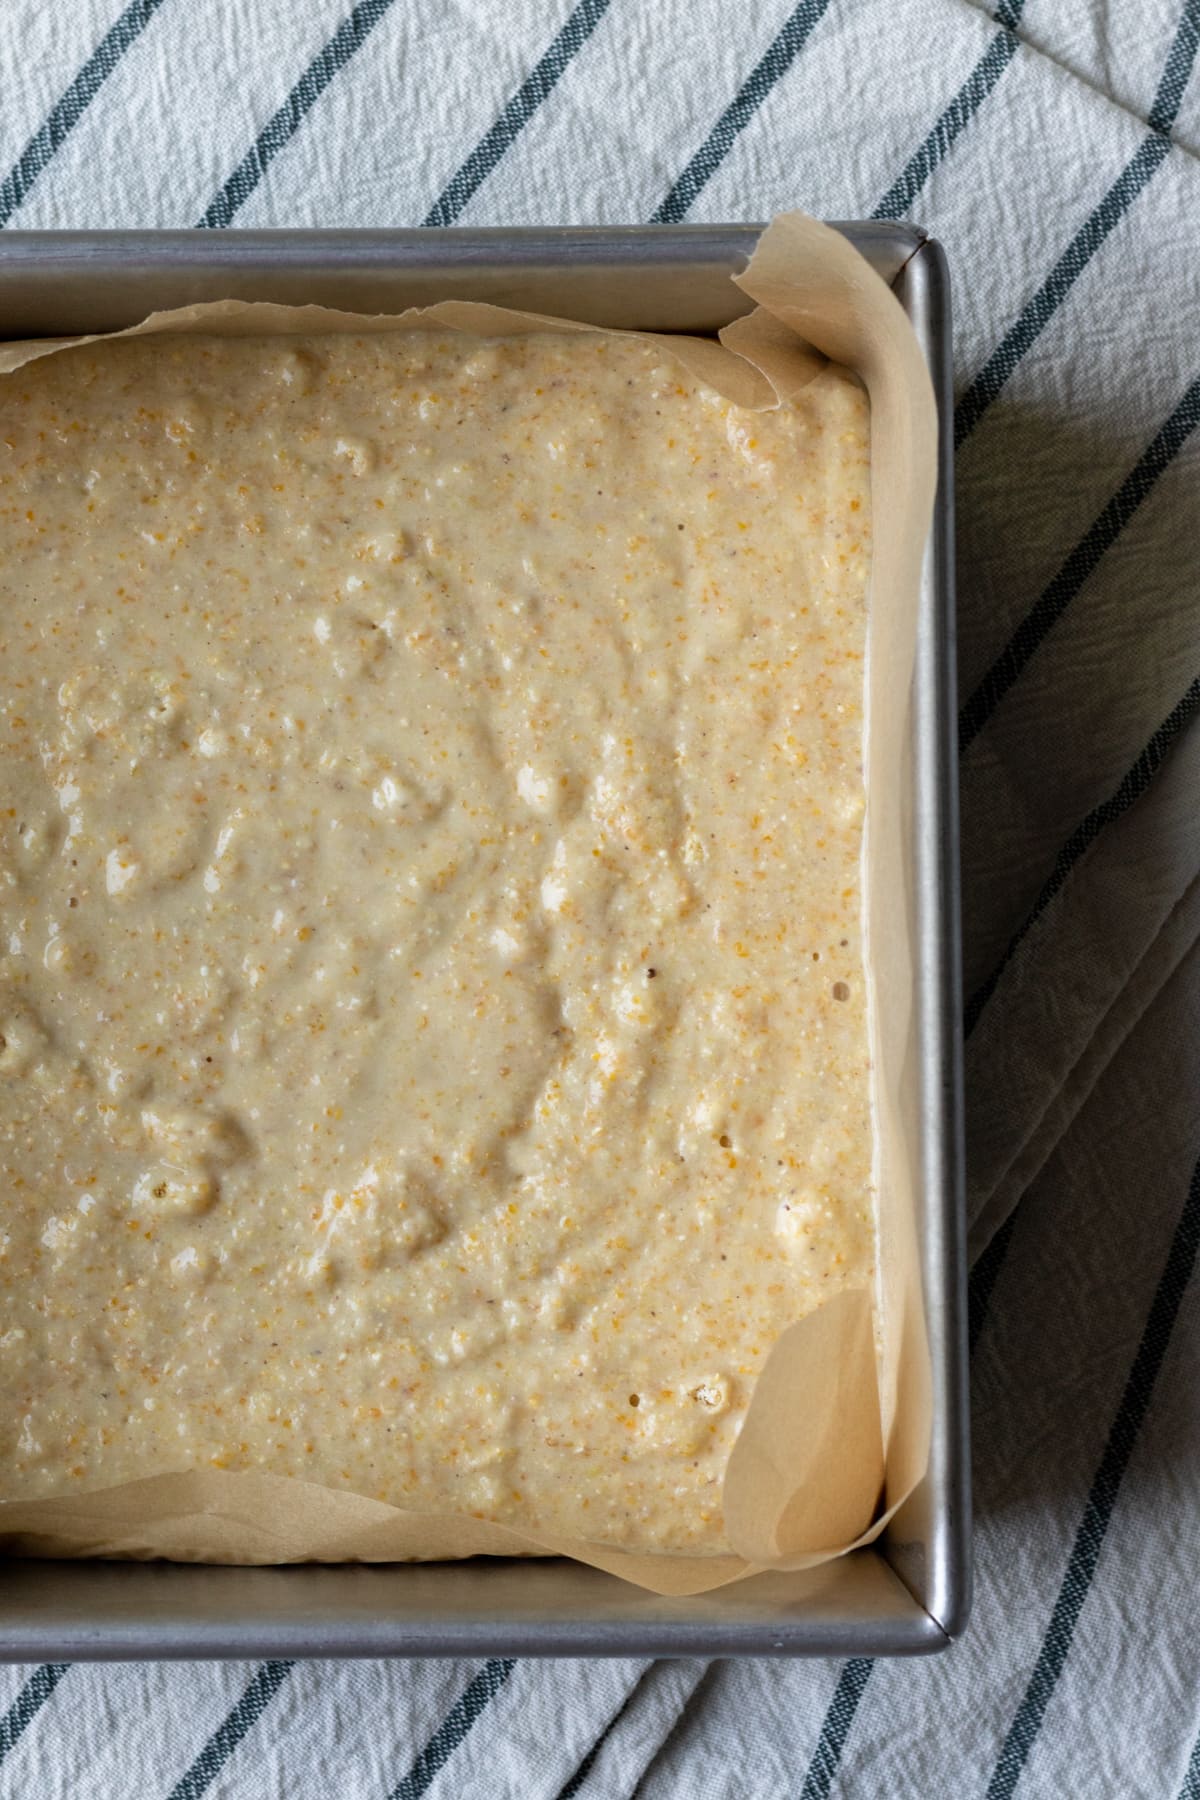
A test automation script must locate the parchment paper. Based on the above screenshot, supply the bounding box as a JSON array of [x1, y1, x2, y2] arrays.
[[0, 214, 937, 1596]]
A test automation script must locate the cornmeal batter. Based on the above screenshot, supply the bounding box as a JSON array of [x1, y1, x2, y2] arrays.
[[0, 328, 872, 1553]]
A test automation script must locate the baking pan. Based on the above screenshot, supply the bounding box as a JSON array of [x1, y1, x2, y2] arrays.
[[0, 223, 966, 1658]]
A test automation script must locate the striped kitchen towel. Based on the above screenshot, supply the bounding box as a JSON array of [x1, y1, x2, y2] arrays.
[[1, 1, 1199, 1795]]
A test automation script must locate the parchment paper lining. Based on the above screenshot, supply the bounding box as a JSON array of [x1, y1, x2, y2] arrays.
[[0, 214, 937, 1596]]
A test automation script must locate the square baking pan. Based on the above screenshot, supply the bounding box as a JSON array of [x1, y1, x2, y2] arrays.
[[0, 222, 966, 1659]]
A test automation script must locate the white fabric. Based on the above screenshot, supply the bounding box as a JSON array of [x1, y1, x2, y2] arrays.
[[0, 1, 1198, 1795]]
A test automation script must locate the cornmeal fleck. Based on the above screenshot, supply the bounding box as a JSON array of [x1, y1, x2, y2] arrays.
[[0, 330, 872, 1552]]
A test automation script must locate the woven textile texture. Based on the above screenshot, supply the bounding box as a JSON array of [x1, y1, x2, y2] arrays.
[[0, 2, 1198, 1794]]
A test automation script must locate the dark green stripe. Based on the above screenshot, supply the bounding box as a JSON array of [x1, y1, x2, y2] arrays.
[[796, 660, 1199, 1800], [873, 16, 1025, 222], [959, 376, 1200, 752], [801, 661, 1200, 1782], [841, 1137, 1200, 1800], [166, 1660, 294, 1800], [556, 1678, 641, 1798], [197, 0, 398, 228], [1148, 0, 1200, 131], [650, 0, 834, 223], [0, 0, 170, 228], [423, 0, 614, 227], [1179, 1725, 1200, 1800], [797, 1040, 1018, 1796], [0, 1664, 70, 1764], [798, 1191, 1023, 1789], [388, 1659, 516, 1800], [986, 1149, 1200, 1799], [964, 672, 1200, 1036], [798, 1658, 875, 1800], [955, 0, 1200, 447], [954, 138, 1171, 445], [557, 1735, 604, 1799]]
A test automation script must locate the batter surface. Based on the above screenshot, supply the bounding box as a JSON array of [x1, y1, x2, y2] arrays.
[[0, 328, 872, 1553]]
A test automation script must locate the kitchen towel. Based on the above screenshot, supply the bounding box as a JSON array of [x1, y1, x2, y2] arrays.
[[0, 1, 1197, 1795]]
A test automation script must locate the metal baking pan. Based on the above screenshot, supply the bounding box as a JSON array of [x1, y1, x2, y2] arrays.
[[0, 223, 966, 1659]]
